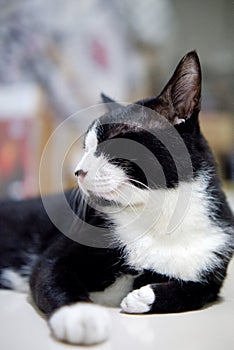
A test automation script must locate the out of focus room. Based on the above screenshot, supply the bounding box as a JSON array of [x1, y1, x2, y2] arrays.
[[0, 0, 233, 201]]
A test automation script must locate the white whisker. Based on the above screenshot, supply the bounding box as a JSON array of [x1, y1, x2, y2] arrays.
[[113, 188, 139, 215], [127, 178, 150, 191]]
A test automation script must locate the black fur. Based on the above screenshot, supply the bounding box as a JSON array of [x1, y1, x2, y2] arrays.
[[0, 51, 233, 323]]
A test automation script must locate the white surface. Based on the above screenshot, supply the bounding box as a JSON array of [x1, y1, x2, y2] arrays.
[[0, 258, 233, 350], [1, 191, 234, 349]]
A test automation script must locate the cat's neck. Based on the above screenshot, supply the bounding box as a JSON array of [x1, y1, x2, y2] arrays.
[[105, 175, 229, 281], [106, 175, 210, 241]]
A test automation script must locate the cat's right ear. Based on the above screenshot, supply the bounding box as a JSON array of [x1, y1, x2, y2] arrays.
[[101, 93, 122, 111], [136, 51, 201, 126]]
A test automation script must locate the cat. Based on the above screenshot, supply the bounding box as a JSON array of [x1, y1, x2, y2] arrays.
[[0, 51, 233, 345]]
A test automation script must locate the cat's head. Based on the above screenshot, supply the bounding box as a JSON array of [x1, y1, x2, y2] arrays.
[[75, 51, 207, 208]]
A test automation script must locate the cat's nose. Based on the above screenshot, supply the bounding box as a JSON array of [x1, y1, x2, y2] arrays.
[[75, 169, 87, 181]]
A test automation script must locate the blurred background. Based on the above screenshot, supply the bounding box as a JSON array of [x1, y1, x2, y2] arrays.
[[0, 0, 233, 200]]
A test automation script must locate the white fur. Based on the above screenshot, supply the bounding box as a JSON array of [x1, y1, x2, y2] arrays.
[[49, 302, 110, 345], [1, 269, 29, 292], [76, 128, 230, 282], [174, 117, 185, 125], [90, 274, 134, 307], [121, 285, 155, 313], [85, 127, 98, 151], [75, 125, 128, 200], [75, 125, 147, 206], [108, 177, 230, 282]]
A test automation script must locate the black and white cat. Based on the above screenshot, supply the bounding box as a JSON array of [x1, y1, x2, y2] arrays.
[[0, 51, 233, 345]]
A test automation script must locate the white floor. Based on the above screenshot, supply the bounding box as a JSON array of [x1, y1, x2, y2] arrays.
[[1, 192, 234, 350], [0, 259, 234, 350]]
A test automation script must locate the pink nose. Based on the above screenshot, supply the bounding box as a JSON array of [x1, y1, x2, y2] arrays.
[[75, 169, 87, 182]]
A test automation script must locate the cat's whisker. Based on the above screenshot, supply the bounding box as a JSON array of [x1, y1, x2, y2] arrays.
[[109, 175, 151, 191], [2, 52, 233, 344], [127, 178, 151, 191], [113, 188, 139, 215], [100, 177, 149, 204], [109, 192, 120, 208], [72, 189, 80, 213], [121, 183, 148, 204]]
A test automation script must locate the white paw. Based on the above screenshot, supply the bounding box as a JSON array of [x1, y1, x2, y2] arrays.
[[49, 302, 111, 345], [120, 285, 155, 314]]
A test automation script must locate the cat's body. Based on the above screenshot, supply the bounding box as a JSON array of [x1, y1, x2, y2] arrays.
[[0, 52, 233, 345]]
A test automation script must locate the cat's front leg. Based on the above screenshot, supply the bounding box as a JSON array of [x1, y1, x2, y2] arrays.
[[48, 302, 111, 345], [121, 280, 220, 314], [30, 257, 110, 345], [120, 284, 155, 313]]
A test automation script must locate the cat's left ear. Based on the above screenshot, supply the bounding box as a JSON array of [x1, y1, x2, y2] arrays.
[[101, 93, 122, 111], [138, 51, 201, 125]]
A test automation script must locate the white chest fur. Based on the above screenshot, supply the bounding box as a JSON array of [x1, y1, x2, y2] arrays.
[[109, 179, 229, 282], [90, 275, 134, 307]]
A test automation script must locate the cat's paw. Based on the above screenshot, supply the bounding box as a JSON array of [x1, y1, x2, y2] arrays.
[[120, 285, 155, 314], [49, 302, 110, 345]]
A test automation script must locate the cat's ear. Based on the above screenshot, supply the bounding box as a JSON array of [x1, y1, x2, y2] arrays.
[[101, 93, 122, 111], [138, 51, 201, 125]]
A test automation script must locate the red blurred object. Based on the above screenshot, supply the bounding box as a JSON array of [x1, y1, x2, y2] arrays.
[[0, 84, 41, 199]]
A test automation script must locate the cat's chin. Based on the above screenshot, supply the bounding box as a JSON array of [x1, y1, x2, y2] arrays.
[[91, 189, 116, 198], [89, 189, 120, 202], [87, 191, 146, 211], [88, 192, 120, 208], [85, 184, 125, 202]]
